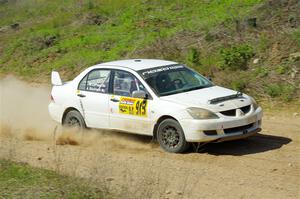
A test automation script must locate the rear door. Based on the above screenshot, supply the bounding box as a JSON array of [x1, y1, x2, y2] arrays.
[[109, 70, 152, 135], [77, 69, 111, 129]]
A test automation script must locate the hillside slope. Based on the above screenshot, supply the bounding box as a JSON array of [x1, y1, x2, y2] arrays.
[[0, 0, 299, 103]]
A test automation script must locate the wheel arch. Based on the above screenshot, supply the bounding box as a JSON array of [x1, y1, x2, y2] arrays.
[[61, 107, 82, 124], [152, 115, 179, 140]]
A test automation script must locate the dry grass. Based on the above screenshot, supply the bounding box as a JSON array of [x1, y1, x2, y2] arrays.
[[0, 124, 13, 138], [55, 129, 102, 146], [56, 132, 80, 146], [22, 128, 47, 141]]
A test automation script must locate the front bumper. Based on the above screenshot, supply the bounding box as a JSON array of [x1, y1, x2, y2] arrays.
[[180, 107, 263, 142], [213, 127, 261, 143]]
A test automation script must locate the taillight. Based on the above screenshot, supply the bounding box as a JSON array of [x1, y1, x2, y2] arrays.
[[50, 94, 54, 102]]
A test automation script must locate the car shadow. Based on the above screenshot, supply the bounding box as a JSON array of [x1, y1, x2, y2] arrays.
[[197, 133, 292, 156], [98, 130, 292, 156]]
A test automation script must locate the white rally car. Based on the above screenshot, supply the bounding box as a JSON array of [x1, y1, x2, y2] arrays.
[[49, 59, 263, 153]]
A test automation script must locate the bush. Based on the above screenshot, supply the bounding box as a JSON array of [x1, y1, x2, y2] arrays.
[[292, 28, 300, 47], [275, 65, 288, 75], [220, 44, 254, 70], [255, 67, 269, 77], [231, 79, 247, 92], [265, 84, 296, 101], [186, 47, 201, 66], [257, 34, 272, 53], [265, 84, 281, 98]]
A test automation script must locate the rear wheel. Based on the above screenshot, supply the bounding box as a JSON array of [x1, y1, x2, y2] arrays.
[[157, 119, 190, 153], [63, 110, 86, 130]]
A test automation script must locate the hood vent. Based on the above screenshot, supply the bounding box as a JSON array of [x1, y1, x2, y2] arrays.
[[208, 92, 243, 104]]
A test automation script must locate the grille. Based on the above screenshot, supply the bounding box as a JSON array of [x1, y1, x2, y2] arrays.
[[224, 123, 254, 134], [220, 105, 251, 116], [220, 109, 236, 116], [240, 105, 251, 114]]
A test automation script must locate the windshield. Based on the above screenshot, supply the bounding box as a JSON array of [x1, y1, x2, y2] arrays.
[[138, 64, 213, 96]]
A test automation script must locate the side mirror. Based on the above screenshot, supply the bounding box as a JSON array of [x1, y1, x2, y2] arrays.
[[132, 90, 147, 99], [207, 76, 212, 81]]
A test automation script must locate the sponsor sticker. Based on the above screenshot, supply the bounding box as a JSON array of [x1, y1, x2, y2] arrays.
[[119, 97, 148, 117]]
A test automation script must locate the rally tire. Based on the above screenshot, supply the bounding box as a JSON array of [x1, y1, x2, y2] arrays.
[[63, 110, 86, 129], [157, 119, 190, 153]]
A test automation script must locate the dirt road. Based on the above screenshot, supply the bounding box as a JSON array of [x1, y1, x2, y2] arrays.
[[0, 76, 300, 199]]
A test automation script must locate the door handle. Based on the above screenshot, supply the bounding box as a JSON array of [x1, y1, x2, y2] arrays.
[[77, 94, 86, 98], [110, 98, 119, 102]]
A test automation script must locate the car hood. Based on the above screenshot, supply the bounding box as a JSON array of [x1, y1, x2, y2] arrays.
[[160, 86, 252, 112]]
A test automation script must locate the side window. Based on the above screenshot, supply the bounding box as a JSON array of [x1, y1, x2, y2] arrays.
[[78, 75, 87, 90], [78, 70, 111, 93], [113, 70, 147, 97]]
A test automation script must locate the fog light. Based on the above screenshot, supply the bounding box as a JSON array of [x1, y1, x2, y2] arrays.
[[203, 130, 218, 136]]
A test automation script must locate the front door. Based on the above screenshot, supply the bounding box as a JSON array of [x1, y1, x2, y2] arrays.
[[77, 69, 111, 129], [109, 70, 152, 135]]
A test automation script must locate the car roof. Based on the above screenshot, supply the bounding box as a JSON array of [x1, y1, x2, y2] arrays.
[[92, 59, 178, 71]]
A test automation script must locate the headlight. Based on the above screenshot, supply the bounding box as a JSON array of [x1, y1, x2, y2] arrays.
[[186, 107, 219, 119], [251, 97, 259, 110]]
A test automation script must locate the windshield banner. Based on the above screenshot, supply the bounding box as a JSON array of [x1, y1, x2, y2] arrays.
[[138, 64, 184, 79]]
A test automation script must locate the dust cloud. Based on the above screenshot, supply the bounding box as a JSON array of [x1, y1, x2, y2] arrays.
[[0, 75, 101, 145], [0, 75, 154, 150], [0, 76, 55, 139]]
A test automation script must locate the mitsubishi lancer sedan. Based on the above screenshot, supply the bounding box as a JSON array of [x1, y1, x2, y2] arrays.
[[49, 59, 263, 153]]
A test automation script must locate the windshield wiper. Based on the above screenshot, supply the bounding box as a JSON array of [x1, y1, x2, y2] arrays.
[[160, 85, 211, 96], [182, 85, 210, 92]]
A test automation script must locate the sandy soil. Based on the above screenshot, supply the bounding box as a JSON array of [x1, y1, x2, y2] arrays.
[[0, 76, 299, 199]]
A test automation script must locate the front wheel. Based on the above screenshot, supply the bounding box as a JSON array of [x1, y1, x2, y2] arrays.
[[157, 119, 190, 153], [63, 110, 86, 130]]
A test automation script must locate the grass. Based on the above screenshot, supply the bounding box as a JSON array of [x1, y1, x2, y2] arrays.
[[0, 0, 262, 77], [0, 0, 299, 102], [0, 159, 106, 198]]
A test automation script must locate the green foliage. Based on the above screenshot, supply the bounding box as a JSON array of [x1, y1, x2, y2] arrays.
[[0, 0, 263, 79], [292, 28, 300, 47], [254, 67, 268, 77], [186, 48, 201, 67], [265, 84, 281, 98], [1, 0, 299, 102], [0, 160, 106, 198], [88, 0, 95, 10], [219, 44, 255, 70], [257, 34, 272, 53], [265, 84, 296, 101], [275, 65, 288, 75], [231, 79, 247, 92]]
